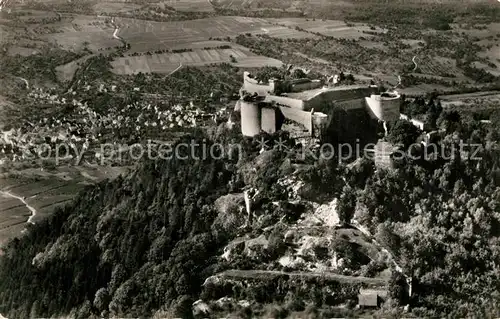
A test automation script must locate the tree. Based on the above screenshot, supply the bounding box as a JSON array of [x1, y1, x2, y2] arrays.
[[386, 120, 421, 149], [388, 271, 407, 305], [344, 74, 355, 84], [339, 71, 346, 82], [93, 288, 111, 314], [337, 186, 356, 225], [292, 68, 307, 79], [375, 223, 400, 253], [437, 110, 461, 133]]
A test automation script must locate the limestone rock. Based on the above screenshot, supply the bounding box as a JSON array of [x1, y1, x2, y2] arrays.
[[192, 300, 211, 317], [212, 193, 246, 234]]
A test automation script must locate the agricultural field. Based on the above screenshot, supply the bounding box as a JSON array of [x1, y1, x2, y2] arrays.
[[42, 15, 122, 52], [411, 56, 466, 79], [6, 46, 40, 56], [111, 44, 282, 75], [116, 16, 315, 53], [439, 91, 500, 108], [0, 165, 130, 247], [398, 84, 457, 96], [267, 17, 386, 39], [154, 0, 215, 12], [452, 22, 500, 75], [92, 2, 143, 15], [55, 54, 94, 82]]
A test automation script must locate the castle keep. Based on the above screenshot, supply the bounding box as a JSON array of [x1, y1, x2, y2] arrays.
[[236, 71, 401, 143]]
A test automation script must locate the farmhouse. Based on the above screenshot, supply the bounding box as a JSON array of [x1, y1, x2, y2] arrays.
[[236, 71, 401, 142]]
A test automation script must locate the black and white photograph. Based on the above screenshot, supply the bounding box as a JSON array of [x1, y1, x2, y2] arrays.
[[0, 0, 499, 318]]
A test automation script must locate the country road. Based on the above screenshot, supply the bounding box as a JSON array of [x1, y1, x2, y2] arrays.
[[112, 27, 122, 41], [111, 17, 124, 42], [412, 55, 418, 72], [0, 191, 37, 225]]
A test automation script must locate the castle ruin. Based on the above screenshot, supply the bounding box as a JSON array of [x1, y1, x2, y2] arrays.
[[236, 71, 401, 145]]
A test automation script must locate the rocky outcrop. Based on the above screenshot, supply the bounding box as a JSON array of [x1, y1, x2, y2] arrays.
[[212, 193, 246, 235]]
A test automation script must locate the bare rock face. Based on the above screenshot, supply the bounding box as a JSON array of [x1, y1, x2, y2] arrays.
[[192, 300, 211, 317], [212, 193, 246, 234]]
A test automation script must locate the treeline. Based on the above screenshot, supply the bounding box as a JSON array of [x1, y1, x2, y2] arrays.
[[126, 45, 232, 57]]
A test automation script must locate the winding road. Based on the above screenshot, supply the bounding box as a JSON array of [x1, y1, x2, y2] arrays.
[[111, 17, 124, 42], [112, 27, 122, 41], [412, 55, 418, 72], [0, 191, 37, 225]]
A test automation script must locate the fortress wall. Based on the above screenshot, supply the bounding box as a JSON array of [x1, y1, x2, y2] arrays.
[[374, 140, 397, 169], [328, 87, 376, 101], [365, 95, 400, 122], [266, 95, 305, 110], [279, 106, 312, 134], [335, 98, 367, 111], [241, 101, 261, 137], [323, 87, 376, 102], [365, 97, 383, 120], [304, 87, 376, 112], [234, 100, 242, 112], [325, 106, 379, 145], [291, 80, 323, 92]]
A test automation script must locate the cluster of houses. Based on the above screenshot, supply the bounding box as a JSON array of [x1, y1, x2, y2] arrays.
[[1, 85, 224, 164]]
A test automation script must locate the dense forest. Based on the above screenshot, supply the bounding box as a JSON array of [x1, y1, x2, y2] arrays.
[[0, 131, 240, 318]]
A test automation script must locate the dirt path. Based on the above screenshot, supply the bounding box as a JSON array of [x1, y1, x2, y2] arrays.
[[111, 17, 126, 43], [412, 55, 418, 71], [112, 27, 122, 41], [168, 63, 183, 76], [0, 191, 37, 225], [218, 269, 388, 286]]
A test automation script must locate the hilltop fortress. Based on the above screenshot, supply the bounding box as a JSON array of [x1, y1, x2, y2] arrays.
[[235, 71, 401, 145]]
